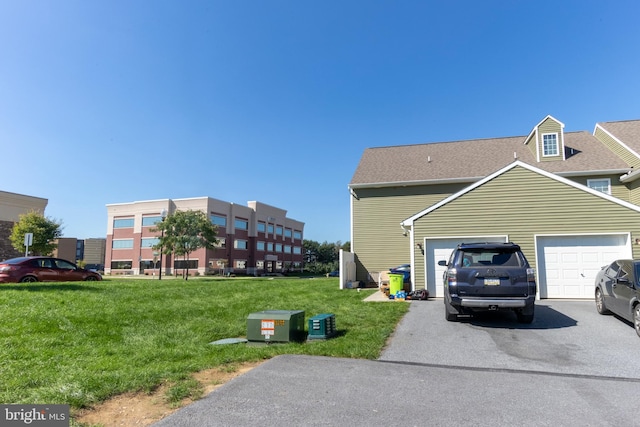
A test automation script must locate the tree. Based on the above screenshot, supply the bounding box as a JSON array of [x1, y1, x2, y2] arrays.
[[152, 210, 218, 280], [10, 211, 63, 256]]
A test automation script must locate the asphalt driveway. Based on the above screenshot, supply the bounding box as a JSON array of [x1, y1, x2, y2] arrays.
[[154, 299, 640, 426]]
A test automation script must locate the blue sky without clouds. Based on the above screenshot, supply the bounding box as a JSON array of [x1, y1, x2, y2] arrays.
[[1, 1, 639, 243]]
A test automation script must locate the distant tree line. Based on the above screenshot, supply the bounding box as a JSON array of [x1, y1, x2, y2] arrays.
[[303, 239, 350, 275]]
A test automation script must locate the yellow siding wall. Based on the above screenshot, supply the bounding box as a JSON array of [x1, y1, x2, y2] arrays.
[[411, 166, 640, 289], [352, 183, 466, 281]]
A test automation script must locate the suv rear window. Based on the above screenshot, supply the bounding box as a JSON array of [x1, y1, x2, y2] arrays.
[[457, 249, 521, 267]]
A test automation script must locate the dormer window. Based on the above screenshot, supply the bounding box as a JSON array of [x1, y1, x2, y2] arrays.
[[542, 133, 559, 156]]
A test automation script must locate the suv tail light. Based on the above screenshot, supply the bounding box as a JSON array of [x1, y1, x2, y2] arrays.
[[446, 268, 457, 287], [526, 268, 535, 283]]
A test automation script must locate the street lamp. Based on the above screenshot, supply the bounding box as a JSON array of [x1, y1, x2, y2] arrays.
[[158, 209, 167, 280]]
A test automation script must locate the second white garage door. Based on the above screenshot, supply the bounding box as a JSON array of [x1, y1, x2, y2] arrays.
[[536, 234, 631, 299]]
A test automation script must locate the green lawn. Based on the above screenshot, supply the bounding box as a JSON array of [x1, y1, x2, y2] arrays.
[[0, 277, 407, 411]]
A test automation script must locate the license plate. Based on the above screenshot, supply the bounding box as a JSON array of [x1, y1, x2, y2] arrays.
[[484, 278, 500, 286]]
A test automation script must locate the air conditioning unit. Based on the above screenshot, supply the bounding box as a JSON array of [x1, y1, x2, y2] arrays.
[[307, 313, 337, 340], [246, 310, 305, 343]]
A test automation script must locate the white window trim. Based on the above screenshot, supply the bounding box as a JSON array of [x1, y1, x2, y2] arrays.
[[542, 133, 559, 157], [587, 178, 611, 195]]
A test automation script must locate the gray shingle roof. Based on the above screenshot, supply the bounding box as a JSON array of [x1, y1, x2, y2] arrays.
[[598, 120, 640, 155], [350, 130, 632, 187]]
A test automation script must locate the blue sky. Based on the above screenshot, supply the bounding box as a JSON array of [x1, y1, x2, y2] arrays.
[[1, 1, 639, 243]]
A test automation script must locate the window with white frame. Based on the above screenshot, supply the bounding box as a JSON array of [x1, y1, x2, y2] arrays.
[[542, 133, 559, 156], [234, 239, 248, 249], [587, 178, 611, 195]]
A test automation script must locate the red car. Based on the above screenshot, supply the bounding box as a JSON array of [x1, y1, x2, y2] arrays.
[[0, 256, 102, 283]]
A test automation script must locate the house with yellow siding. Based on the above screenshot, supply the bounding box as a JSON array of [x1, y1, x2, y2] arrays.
[[349, 116, 640, 299]]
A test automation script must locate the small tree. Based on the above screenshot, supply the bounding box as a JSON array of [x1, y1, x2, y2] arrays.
[[152, 210, 218, 280], [10, 211, 63, 256]]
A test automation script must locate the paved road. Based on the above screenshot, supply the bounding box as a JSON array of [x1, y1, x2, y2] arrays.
[[153, 299, 640, 426]]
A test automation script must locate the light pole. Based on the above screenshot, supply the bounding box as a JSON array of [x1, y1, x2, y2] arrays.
[[158, 209, 167, 280]]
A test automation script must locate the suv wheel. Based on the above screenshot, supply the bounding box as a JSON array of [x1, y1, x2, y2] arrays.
[[19, 276, 38, 283], [634, 304, 640, 338], [445, 301, 458, 322], [516, 305, 534, 324]]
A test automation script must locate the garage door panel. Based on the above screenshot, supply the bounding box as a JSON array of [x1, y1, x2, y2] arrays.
[[537, 235, 631, 299]]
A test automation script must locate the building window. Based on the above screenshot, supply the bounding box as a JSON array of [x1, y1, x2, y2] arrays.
[[276, 226, 283, 236], [267, 242, 274, 252], [257, 241, 265, 251], [142, 216, 163, 227], [294, 231, 302, 240], [234, 239, 248, 250], [588, 178, 611, 195], [235, 218, 248, 230], [112, 239, 134, 249], [257, 222, 266, 233], [139, 260, 159, 270], [174, 260, 198, 269], [293, 246, 302, 255], [113, 218, 134, 228], [284, 245, 292, 254], [276, 243, 282, 252], [211, 214, 226, 227], [284, 228, 292, 238], [111, 260, 132, 269], [267, 224, 274, 234], [234, 260, 247, 269], [256, 260, 264, 269], [542, 133, 559, 156], [141, 238, 159, 248]]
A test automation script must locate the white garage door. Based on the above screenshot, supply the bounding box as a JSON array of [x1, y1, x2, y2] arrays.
[[536, 235, 631, 299], [425, 236, 508, 298]]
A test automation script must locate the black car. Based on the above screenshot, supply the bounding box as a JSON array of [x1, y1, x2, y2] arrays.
[[595, 259, 640, 337], [438, 242, 536, 323]]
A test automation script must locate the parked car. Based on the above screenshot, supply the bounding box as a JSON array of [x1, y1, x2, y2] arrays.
[[389, 264, 411, 282], [0, 256, 102, 283], [594, 259, 640, 337], [438, 242, 536, 323]]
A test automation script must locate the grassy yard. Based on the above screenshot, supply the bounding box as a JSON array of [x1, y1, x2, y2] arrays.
[[0, 277, 407, 413]]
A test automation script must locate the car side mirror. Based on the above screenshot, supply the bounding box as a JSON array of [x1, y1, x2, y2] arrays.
[[437, 260, 447, 266]]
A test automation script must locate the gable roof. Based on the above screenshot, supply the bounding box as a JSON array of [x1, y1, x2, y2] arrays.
[[350, 130, 630, 188], [400, 160, 640, 228], [596, 119, 640, 159]]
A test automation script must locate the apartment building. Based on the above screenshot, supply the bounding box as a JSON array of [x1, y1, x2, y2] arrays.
[[105, 197, 305, 276]]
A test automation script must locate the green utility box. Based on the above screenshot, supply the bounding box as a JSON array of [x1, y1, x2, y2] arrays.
[[247, 310, 305, 343], [307, 313, 337, 340]]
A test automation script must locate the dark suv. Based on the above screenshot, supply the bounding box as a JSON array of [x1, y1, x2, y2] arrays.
[[438, 242, 536, 323]]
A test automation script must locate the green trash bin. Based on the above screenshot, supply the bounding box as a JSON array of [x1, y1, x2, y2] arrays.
[[388, 274, 404, 296]]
